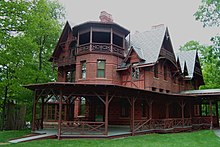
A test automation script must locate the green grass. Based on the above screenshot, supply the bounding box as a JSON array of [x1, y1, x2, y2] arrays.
[[1, 130, 220, 147], [0, 129, 31, 142]]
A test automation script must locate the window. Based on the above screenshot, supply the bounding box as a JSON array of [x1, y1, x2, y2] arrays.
[[152, 87, 157, 91], [132, 64, 140, 80], [164, 65, 167, 80], [80, 97, 86, 116], [79, 32, 90, 45], [141, 100, 147, 117], [97, 60, 105, 78], [159, 89, 163, 92], [69, 41, 77, 56], [47, 104, 56, 120], [81, 61, 86, 79], [66, 71, 75, 82], [121, 99, 129, 117], [154, 64, 158, 78], [113, 33, 123, 47], [92, 32, 110, 43]]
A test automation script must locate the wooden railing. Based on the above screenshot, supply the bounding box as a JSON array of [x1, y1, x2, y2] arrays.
[[92, 43, 111, 52], [77, 43, 124, 55], [160, 48, 176, 62], [61, 121, 105, 135], [134, 118, 192, 132], [192, 117, 211, 126], [112, 44, 124, 55], [53, 57, 76, 67]]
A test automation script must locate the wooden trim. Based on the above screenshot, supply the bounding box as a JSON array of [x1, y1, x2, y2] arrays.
[[209, 100, 213, 129], [58, 91, 63, 140], [32, 91, 37, 131], [104, 91, 109, 135]]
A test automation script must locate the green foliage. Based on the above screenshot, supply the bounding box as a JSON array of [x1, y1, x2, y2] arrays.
[[194, 0, 220, 27], [180, 40, 205, 52], [0, 0, 65, 128]]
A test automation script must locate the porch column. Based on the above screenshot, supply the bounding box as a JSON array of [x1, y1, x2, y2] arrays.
[[32, 91, 37, 131], [130, 97, 135, 136], [216, 101, 219, 127], [180, 100, 185, 127], [40, 97, 44, 129], [166, 102, 170, 118], [209, 99, 213, 130], [104, 91, 109, 135], [58, 91, 63, 140], [148, 99, 153, 119]]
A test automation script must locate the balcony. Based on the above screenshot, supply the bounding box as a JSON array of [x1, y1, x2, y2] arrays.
[[53, 57, 76, 67], [77, 43, 124, 56], [160, 48, 176, 63]]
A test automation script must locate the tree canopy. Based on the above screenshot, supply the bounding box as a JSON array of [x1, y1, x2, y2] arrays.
[[0, 0, 65, 130], [181, 0, 220, 89]]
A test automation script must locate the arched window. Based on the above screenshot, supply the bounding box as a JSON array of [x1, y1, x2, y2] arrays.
[[154, 64, 158, 78]]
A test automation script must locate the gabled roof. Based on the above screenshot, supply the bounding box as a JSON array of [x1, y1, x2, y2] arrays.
[[49, 21, 72, 61], [127, 25, 167, 65], [176, 50, 197, 78], [72, 21, 130, 36]]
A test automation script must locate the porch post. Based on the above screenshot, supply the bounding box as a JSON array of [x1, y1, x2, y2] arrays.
[[180, 100, 185, 127], [58, 90, 63, 140], [216, 101, 219, 127], [40, 97, 44, 129], [131, 97, 135, 136], [209, 99, 213, 130], [148, 99, 153, 119], [104, 91, 109, 135], [166, 102, 170, 118], [32, 91, 37, 131]]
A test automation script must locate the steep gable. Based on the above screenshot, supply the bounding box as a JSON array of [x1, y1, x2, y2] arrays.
[[159, 28, 176, 65], [177, 50, 202, 79], [49, 21, 73, 61], [128, 24, 166, 65]]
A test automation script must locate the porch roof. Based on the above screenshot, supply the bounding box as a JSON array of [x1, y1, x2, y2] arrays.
[[24, 82, 194, 100], [181, 89, 220, 98]]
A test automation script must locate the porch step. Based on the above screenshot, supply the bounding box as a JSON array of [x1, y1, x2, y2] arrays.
[[9, 133, 56, 143]]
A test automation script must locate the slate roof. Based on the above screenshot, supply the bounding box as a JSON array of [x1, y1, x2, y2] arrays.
[[127, 25, 167, 65], [176, 50, 197, 79]]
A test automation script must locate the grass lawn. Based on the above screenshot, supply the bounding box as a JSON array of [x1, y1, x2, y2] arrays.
[[0, 130, 220, 147]]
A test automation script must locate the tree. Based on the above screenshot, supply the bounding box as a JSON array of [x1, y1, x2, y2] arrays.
[[192, 0, 220, 89], [0, 0, 65, 130], [194, 0, 220, 27]]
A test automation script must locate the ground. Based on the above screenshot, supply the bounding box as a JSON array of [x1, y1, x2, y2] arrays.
[[0, 130, 220, 146]]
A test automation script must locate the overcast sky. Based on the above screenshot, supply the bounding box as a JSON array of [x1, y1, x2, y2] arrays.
[[58, 0, 219, 52]]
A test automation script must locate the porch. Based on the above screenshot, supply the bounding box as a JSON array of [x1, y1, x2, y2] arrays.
[[24, 83, 220, 139], [32, 116, 218, 139]]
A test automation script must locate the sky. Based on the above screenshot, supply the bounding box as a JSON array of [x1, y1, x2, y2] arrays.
[[58, 0, 219, 52]]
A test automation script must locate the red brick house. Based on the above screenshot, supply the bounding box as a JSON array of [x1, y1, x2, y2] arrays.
[[25, 12, 220, 139]]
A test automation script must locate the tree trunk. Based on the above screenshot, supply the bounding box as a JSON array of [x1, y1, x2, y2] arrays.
[[1, 86, 8, 130], [1, 67, 9, 130]]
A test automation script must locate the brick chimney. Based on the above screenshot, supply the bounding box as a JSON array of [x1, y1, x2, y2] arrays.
[[99, 11, 113, 23]]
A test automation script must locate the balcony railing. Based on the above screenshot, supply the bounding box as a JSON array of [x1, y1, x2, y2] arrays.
[[77, 43, 124, 56], [160, 48, 176, 62], [53, 57, 76, 67]]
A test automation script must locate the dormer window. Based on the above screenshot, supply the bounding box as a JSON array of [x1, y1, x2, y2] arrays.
[[132, 63, 139, 80]]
